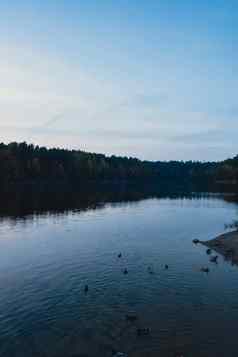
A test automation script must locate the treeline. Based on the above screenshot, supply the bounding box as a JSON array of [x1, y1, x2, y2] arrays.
[[0, 142, 157, 183], [0, 142, 237, 190]]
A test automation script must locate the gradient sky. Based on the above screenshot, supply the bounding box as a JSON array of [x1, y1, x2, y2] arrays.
[[0, 1, 237, 161]]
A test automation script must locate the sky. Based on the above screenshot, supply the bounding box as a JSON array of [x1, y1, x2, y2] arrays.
[[0, 0, 237, 161]]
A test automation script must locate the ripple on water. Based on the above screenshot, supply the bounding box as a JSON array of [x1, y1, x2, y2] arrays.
[[0, 197, 238, 356]]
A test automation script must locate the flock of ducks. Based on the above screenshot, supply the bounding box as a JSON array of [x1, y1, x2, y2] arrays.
[[82, 240, 216, 357], [119, 252, 169, 275], [84, 253, 169, 293], [83, 239, 217, 293], [193, 238, 219, 273], [82, 251, 170, 349], [83, 238, 218, 292]]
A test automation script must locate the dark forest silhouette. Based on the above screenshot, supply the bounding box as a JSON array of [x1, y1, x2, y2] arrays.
[[0, 142, 237, 192]]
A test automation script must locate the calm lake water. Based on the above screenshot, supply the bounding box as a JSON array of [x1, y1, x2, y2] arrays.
[[0, 192, 238, 357]]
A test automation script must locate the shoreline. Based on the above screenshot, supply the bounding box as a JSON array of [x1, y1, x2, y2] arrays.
[[201, 230, 238, 264]]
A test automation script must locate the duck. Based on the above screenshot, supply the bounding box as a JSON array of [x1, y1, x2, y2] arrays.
[[123, 268, 128, 275], [137, 328, 150, 336], [210, 255, 218, 263], [206, 248, 212, 255], [164, 264, 169, 270], [118, 253, 122, 258], [84, 284, 89, 293], [147, 266, 154, 274]]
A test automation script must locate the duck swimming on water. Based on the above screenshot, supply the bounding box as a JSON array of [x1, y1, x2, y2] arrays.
[[210, 255, 218, 263], [147, 266, 154, 274], [137, 328, 150, 336]]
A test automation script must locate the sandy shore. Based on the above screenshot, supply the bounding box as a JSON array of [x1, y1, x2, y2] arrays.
[[202, 230, 238, 264]]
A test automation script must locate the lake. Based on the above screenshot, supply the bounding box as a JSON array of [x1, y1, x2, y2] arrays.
[[0, 190, 238, 357]]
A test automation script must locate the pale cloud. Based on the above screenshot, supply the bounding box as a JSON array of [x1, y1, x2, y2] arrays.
[[0, 11, 237, 163]]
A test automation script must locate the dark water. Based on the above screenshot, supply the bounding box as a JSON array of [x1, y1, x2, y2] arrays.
[[0, 190, 238, 357]]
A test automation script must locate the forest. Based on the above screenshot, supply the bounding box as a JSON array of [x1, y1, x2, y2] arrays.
[[0, 142, 237, 191]]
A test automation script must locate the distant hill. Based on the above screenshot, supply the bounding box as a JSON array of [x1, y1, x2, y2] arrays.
[[0, 142, 237, 192]]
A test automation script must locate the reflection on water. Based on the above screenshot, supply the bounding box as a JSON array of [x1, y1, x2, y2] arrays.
[[0, 181, 236, 219], [0, 185, 238, 357]]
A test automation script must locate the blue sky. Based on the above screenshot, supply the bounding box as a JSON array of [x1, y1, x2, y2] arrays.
[[0, 0, 237, 160]]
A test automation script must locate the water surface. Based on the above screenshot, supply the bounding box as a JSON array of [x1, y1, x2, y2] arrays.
[[0, 193, 238, 357]]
